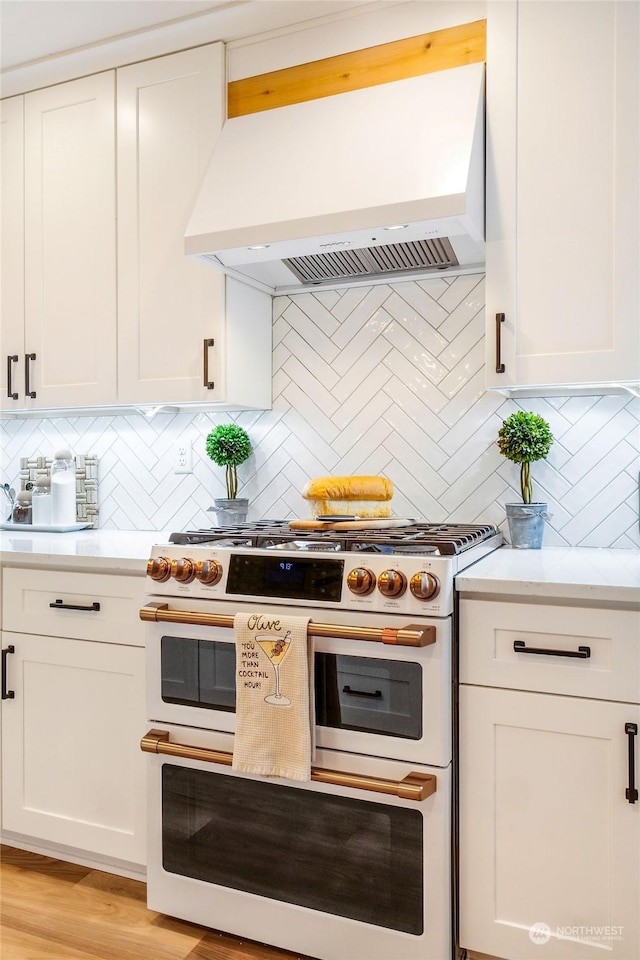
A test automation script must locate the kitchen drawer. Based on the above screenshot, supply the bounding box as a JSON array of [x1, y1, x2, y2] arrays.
[[2, 567, 145, 646], [459, 599, 640, 704]]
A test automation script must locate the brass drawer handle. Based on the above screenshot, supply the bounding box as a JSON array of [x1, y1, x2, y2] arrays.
[[141, 729, 436, 802], [139, 602, 435, 647]]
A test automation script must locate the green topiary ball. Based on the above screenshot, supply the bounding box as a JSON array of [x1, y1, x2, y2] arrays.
[[497, 411, 553, 465], [497, 411, 553, 504], [206, 424, 252, 499]]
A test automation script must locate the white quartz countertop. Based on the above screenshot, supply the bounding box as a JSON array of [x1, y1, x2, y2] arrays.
[[2, 533, 639, 603], [456, 546, 640, 605], [0, 529, 171, 575]]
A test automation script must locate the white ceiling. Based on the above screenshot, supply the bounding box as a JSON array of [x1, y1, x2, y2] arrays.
[[0, 0, 366, 71]]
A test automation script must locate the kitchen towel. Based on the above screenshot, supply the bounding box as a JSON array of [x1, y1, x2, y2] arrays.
[[232, 612, 314, 782]]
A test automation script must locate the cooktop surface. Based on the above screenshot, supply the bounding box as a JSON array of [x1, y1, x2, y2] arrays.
[[169, 521, 501, 556]]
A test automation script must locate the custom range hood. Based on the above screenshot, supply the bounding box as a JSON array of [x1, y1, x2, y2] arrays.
[[185, 62, 485, 293]]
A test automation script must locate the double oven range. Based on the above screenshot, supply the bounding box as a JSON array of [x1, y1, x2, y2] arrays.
[[140, 521, 502, 960]]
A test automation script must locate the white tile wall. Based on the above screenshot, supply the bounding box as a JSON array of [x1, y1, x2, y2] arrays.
[[2, 274, 639, 548]]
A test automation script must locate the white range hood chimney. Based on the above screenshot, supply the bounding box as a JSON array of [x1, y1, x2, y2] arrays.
[[185, 62, 485, 293]]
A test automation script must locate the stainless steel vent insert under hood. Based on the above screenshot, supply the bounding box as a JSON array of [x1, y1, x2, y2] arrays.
[[283, 237, 458, 286], [185, 62, 485, 293]]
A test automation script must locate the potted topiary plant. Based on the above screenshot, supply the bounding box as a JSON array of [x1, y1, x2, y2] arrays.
[[205, 424, 252, 525], [497, 410, 553, 548]]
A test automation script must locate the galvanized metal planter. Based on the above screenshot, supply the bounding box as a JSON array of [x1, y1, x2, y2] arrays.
[[209, 498, 249, 526], [505, 503, 549, 549]]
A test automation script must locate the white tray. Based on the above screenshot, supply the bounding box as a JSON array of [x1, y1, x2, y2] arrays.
[[0, 522, 91, 533]]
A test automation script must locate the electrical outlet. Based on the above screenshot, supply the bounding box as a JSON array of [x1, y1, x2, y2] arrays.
[[174, 441, 193, 474]]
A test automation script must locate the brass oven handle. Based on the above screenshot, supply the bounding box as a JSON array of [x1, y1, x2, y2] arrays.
[[141, 728, 436, 802], [139, 602, 435, 647], [203, 338, 215, 390], [7, 355, 18, 400]]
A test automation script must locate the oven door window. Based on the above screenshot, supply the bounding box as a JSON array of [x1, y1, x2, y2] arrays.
[[161, 636, 235, 711], [161, 636, 422, 738], [162, 764, 423, 935], [315, 653, 422, 739]]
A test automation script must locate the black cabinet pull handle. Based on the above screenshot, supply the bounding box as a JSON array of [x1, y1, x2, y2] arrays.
[[49, 599, 101, 612], [7, 354, 18, 399], [626, 722, 638, 804], [513, 640, 591, 659], [495, 312, 506, 374], [24, 352, 36, 398], [342, 685, 382, 699], [203, 338, 214, 390], [2, 645, 15, 700]]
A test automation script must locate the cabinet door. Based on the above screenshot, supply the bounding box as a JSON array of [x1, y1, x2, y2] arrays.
[[1, 632, 146, 866], [117, 44, 226, 404], [0, 96, 25, 410], [23, 72, 117, 409], [459, 685, 640, 960], [486, 0, 640, 390]]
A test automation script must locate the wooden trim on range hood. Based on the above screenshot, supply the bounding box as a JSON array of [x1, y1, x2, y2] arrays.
[[228, 18, 486, 117]]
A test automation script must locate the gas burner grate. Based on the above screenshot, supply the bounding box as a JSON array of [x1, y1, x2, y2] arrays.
[[169, 521, 500, 555]]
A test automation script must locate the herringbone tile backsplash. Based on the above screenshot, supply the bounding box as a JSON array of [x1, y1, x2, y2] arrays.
[[2, 274, 639, 548]]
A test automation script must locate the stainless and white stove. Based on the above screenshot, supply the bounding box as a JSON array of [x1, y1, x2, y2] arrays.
[[140, 520, 502, 960]]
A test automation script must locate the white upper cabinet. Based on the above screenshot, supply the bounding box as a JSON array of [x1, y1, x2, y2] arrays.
[[0, 96, 24, 410], [1, 74, 117, 411], [1, 44, 271, 416], [23, 72, 118, 408], [485, 0, 640, 393], [116, 44, 271, 409]]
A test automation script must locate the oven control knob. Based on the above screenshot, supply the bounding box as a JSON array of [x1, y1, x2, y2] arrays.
[[377, 569, 407, 598], [410, 571, 440, 601], [347, 567, 376, 596], [194, 559, 223, 586], [170, 558, 196, 583], [146, 556, 171, 582]]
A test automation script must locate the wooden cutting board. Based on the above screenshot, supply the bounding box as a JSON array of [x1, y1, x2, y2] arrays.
[[288, 518, 416, 531]]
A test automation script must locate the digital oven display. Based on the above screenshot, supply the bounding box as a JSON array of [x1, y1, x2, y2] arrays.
[[226, 555, 344, 602]]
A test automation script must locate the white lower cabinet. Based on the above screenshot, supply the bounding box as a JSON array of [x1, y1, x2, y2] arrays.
[[459, 598, 640, 960], [0, 568, 147, 870], [460, 686, 640, 960], [1, 632, 146, 867]]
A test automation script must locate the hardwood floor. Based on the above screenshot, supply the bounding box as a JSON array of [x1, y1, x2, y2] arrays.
[[0, 845, 316, 960]]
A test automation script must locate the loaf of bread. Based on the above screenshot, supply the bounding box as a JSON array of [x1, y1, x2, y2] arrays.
[[302, 475, 393, 518]]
